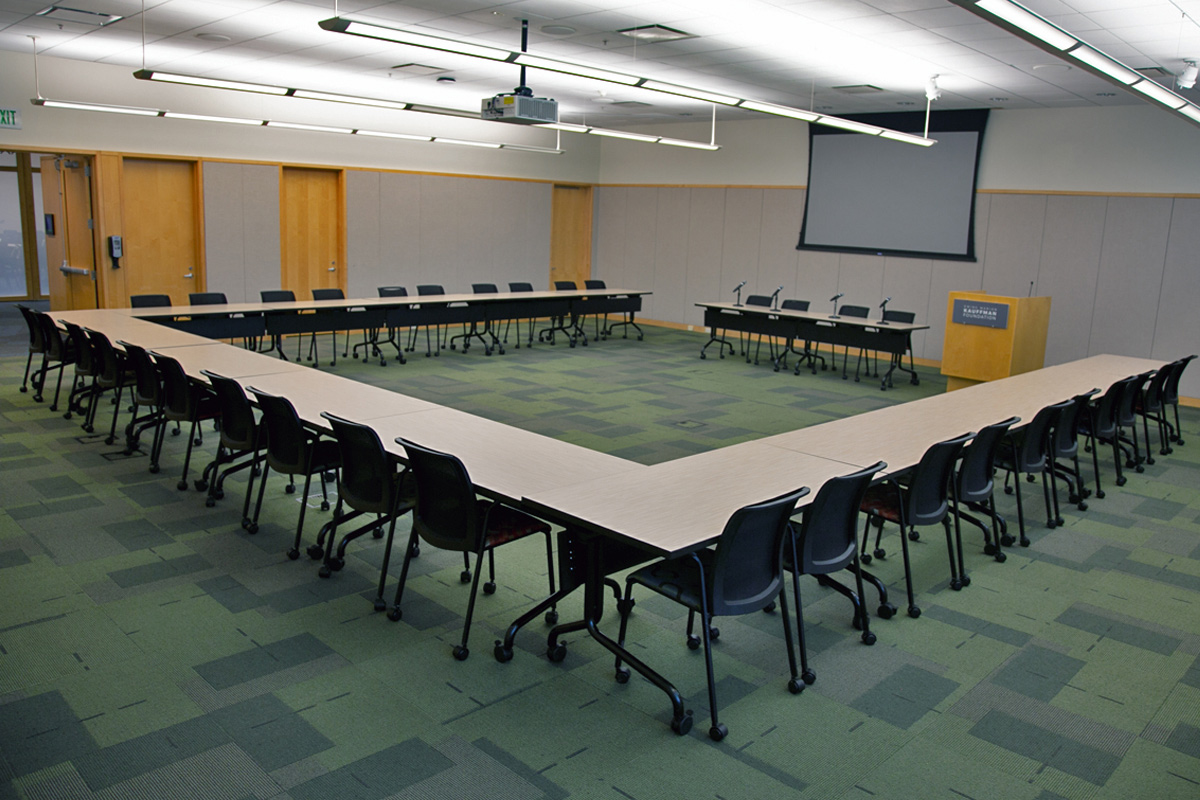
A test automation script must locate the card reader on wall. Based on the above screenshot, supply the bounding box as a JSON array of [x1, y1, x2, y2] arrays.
[[108, 235, 122, 268]]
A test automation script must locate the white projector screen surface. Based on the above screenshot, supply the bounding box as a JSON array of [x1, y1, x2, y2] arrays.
[[801, 130, 981, 260]]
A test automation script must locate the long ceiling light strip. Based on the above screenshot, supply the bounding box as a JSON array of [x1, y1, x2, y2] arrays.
[[133, 69, 719, 150], [317, 16, 936, 146], [29, 97, 562, 152], [949, 0, 1200, 129]]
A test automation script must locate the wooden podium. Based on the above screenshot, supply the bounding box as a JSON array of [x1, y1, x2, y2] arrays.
[[941, 292, 1051, 392]]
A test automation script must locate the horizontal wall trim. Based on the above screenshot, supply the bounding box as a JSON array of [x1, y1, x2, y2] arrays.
[[596, 182, 1200, 199]]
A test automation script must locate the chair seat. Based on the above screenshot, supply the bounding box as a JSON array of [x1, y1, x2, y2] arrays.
[[626, 548, 715, 611], [859, 481, 904, 523], [480, 501, 551, 547]]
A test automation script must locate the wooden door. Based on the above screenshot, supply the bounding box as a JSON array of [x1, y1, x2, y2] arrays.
[[40, 156, 98, 311], [121, 158, 201, 305], [549, 184, 593, 289], [280, 167, 343, 298]]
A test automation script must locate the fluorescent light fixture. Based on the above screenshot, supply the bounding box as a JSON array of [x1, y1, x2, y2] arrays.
[[319, 17, 510, 61], [975, 0, 1076, 50], [817, 117, 883, 135], [1067, 46, 1140, 85], [163, 111, 261, 125], [657, 137, 721, 150], [134, 69, 289, 96], [537, 122, 591, 133], [33, 98, 161, 116], [1132, 79, 1188, 109], [587, 129, 660, 142], [738, 100, 820, 122], [355, 129, 432, 141], [638, 80, 739, 106], [292, 90, 412, 111], [513, 53, 641, 86], [879, 129, 937, 146], [433, 137, 503, 148], [266, 120, 354, 134], [1178, 104, 1200, 122], [499, 143, 563, 153]]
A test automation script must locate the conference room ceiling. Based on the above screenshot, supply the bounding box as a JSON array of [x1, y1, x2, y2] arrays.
[[2, 0, 1200, 127]]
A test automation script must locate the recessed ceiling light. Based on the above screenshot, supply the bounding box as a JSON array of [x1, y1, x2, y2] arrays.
[[617, 24, 694, 43], [195, 32, 232, 42], [390, 63, 447, 77], [612, 100, 652, 108], [833, 84, 883, 94], [541, 25, 576, 36]]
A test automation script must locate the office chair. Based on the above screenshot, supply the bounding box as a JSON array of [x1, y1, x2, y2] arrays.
[[411, 284, 446, 357], [308, 287, 347, 366], [32, 311, 76, 410], [1114, 371, 1153, 473], [614, 486, 809, 740], [1047, 389, 1098, 524], [116, 342, 167, 463], [353, 286, 407, 365], [780, 299, 826, 374], [449, 283, 500, 354], [582, 279, 609, 340], [259, 289, 297, 359], [1080, 376, 1133, 498], [880, 309, 918, 387], [860, 431, 973, 616], [504, 281, 535, 348], [742, 294, 777, 365], [836, 304, 871, 380], [1135, 367, 1172, 460], [388, 437, 557, 661], [540, 281, 581, 346], [316, 414, 417, 599], [953, 417, 1019, 574], [153, 352, 220, 489], [1162, 355, 1196, 446], [196, 371, 265, 523], [61, 322, 99, 423], [247, 388, 340, 557], [787, 462, 886, 687], [130, 294, 172, 308], [188, 292, 227, 305], [17, 304, 46, 395], [996, 399, 1072, 545], [84, 328, 135, 445]]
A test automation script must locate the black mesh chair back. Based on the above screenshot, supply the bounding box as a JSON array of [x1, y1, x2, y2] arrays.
[[840, 305, 869, 318], [584, 279, 606, 289], [1054, 390, 1097, 461], [554, 280, 577, 290], [201, 371, 258, 452], [508, 282, 533, 292], [1142, 368, 1169, 415], [781, 299, 810, 312], [312, 288, 344, 301], [252, 390, 308, 475], [745, 294, 771, 307], [90, 329, 125, 391], [121, 342, 161, 409], [796, 462, 885, 575], [959, 417, 1018, 505], [378, 286, 408, 297], [416, 284, 445, 296], [36, 311, 72, 365], [1117, 372, 1150, 428], [709, 487, 809, 617], [321, 412, 395, 515], [1011, 400, 1069, 474], [398, 439, 482, 553], [472, 283, 498, 294], [131, 294, 172, 308], [907, 433, 972, 527], [882, 309, 915, 323], [1162, 355, 1196, 445], [189, 292, 227, 305], [157, 353, 202, 423], [1087, 377, 1129, 441], [260, 290, 295, 303], [18, 304, 46, 394], [63, 322, 96, 378]]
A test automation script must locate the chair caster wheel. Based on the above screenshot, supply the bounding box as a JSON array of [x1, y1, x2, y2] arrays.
[[1020, 537, 1030, 547], [983, 543, 996, 556], [329, 557, 344, 571], [287, 548, 300, 560], [1000, 534, 1015, 547], [908, 605, 921, 619], [388, 607, 402, 621], [318, 566, 332, 579], [194, 480, 207, 491], [616, 598, 634, 616], [372, 530, 383, 539], [105, 437, 115, 445], [709, 724, 727, 742], [961, 575, 971, 587], [177, 480, 188, 491], [687, 635, 701, 651], [1115, 477, 1126, 486], [148, 463, 160, 474], [547, 642, 567, 662], [306, 545, 324, 560], [494, 644, 513, 663], [246, 523, 258, 534], [615, 667, 630, 684], [709, 626, 720, 642], [213, 489, 225, 500], [878, 603, 896, 619], [671, 713, 693, 736], [459, 569, 472, 584], [321, 501, 330, 511], [950, 579, 963, 591], [1004, 486, 1013, 495], [373, 597, 386, 612], [762, 601, 776, 613], [1096, 490, 1106, 499], [1135, 464, 1144, 473], [1077, 502, 1087, 511], [802, 668, 816, 684], [995, 552, 1007, 563], [788, 677, 805, 694], [544, 609, 558, 625], [862, 631, 876, 645], [284, 484, 295, 494], [205, 498, 216, 508], [908, 531, 920, 541], [874, 547, 886, 559], [861, 553, 872, 565], [482, 581, 495, 595]]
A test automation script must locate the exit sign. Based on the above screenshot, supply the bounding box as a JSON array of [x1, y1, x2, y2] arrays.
[[0, 108, 20, 129]]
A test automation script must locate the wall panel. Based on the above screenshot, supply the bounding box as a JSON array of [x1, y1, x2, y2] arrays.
[[1036, 195, 1106, 367], [1156, 198, 1200, 398], [683, 189, 727, 329], [202, 161, 279, 302]]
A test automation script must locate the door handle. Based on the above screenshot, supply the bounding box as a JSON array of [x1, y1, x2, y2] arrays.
[[327, 267, 336, 272], [184, 271, 194, 279], [59, 263, 90, 277]]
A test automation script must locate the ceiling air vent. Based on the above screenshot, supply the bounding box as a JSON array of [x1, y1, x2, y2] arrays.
[[390, 64, 448, 77], [35, 5, 122, 26], [833, 84, 884, 94], [617, 24, 694, 43]]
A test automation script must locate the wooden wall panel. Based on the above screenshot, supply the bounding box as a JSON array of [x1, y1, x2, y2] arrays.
[[1036, 195, 1106, 366], [1089, 196, 1172, 358]]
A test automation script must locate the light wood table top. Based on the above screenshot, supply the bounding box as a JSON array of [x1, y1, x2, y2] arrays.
[[524, 441, 860, 558], [243, 369, 439, 425], [697, 301, 929, 333], [366, 407, 645, 505], [53, 309, 215, 350], [152, 343, 309, 381]]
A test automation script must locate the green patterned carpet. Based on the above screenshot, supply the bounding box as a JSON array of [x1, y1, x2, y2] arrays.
[[2, 314, 1199, 800]]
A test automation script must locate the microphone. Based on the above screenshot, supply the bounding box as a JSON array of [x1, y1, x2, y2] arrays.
[[830, 292, 843, 303], [732, 280, 747, 292], [732, 280, 747, 307], [877, 296, 892, 324], [768, 285, 784, 310], [879, 296, 891, 309], [1028, 280, 1035, 297]]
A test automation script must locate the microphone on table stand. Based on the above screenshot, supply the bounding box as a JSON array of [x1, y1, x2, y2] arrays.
[[829, 292, 844, 318], [769, 285, 783, 311], [1028, 280, 1035, 297], [878, 296, 891, 324], [732, 280, 747, 307]]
